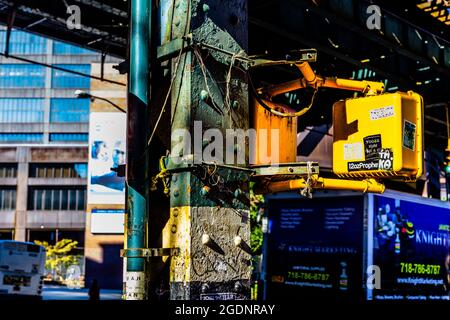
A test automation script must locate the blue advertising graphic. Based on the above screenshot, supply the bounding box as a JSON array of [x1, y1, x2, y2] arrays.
[[371, 194, 450, 301], [88, 112, 126, 205], [266, 196, 364, 301]]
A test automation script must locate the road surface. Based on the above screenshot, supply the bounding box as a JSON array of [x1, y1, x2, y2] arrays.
[[42, 285, 122, 300]]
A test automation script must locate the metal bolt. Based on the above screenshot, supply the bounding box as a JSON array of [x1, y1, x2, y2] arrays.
[[202, 233, 210, 245], [171, 224, 177, 233], [200, 185, 210, 196], [202, 3, 210, 13], [288, 167, 294, 173], [234, 235, 242, 247], [200, 89, 209, 101], [173, 189, 179, 197], [173, 208, 179, 217]]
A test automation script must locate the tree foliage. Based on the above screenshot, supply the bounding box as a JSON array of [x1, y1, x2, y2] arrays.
[[250, 182, 264, 255], [34, 239, 81, 280]]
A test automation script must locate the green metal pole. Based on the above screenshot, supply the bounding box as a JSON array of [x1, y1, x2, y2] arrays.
[[125, 0, 150, 300]]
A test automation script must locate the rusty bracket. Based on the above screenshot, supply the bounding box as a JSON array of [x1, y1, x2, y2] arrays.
[[248, 49, 317, 68], [164, 155, 256, 174], [121, 247, 180, 258], [250, 162, 319, 177]]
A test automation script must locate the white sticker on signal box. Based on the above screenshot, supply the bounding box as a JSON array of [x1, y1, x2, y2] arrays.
[[370, 106, 394, 120], [343, 143, 363, 160]]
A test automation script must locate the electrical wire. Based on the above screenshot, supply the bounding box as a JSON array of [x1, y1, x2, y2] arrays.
[[225, 50, 246, 125], [248, 70, 318, 118], [147, 45, 184, 147], [192, 46, 225, 116]]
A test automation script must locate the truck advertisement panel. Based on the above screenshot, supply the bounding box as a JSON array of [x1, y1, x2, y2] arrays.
[[265, 195, 365, 301], [368, 192, 450, 301]]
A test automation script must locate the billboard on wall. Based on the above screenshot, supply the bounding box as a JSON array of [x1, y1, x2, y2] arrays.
[[87, 112, 126, 205]]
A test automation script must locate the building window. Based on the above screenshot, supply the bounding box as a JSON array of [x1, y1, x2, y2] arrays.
[[53, 41, 96, 55], [0, 30, 47, 54], [29, 163, 88, 179], [0, 230, 13, 240], [0, 188, 16, 210], [49, 133, 89, 143], [0, 98, 45, 123], [51, 64, 91, 88], [28, 230, 84, 249], [0, 163, 17, 178], [0, 64, 46, 88], [0, 133, 43, 143], [50, 98, 90, 123], [28, 187, 86, 211]]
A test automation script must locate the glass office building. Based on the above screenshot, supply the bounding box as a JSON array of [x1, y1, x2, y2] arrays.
[[0, 28, 122, 273]]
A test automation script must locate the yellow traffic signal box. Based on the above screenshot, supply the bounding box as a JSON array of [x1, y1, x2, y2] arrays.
[[332, 91, 423, 181]]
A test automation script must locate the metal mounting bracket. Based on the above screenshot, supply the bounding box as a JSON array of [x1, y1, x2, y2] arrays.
[[121, 247, 180, 258]]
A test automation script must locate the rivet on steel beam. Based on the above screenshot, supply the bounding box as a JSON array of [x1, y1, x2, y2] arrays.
[[202, 233, 211, 245], [171, 224, 177, 233], [234, 235, 242, 247], [200, 185, 210, 196], [200, 90, 209, 101], [173, 189, 179, 197], [173, 208, 179, 217], [234, 281, 242, 292]]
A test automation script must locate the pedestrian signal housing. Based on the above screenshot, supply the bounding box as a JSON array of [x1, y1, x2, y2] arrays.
[[332, 91, 423, 181]]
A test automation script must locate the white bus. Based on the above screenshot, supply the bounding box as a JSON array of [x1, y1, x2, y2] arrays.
[[0, 240, 46, 300]]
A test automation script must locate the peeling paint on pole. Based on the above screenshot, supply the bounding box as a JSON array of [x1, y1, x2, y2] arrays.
[[164, 0, 251, 300]]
